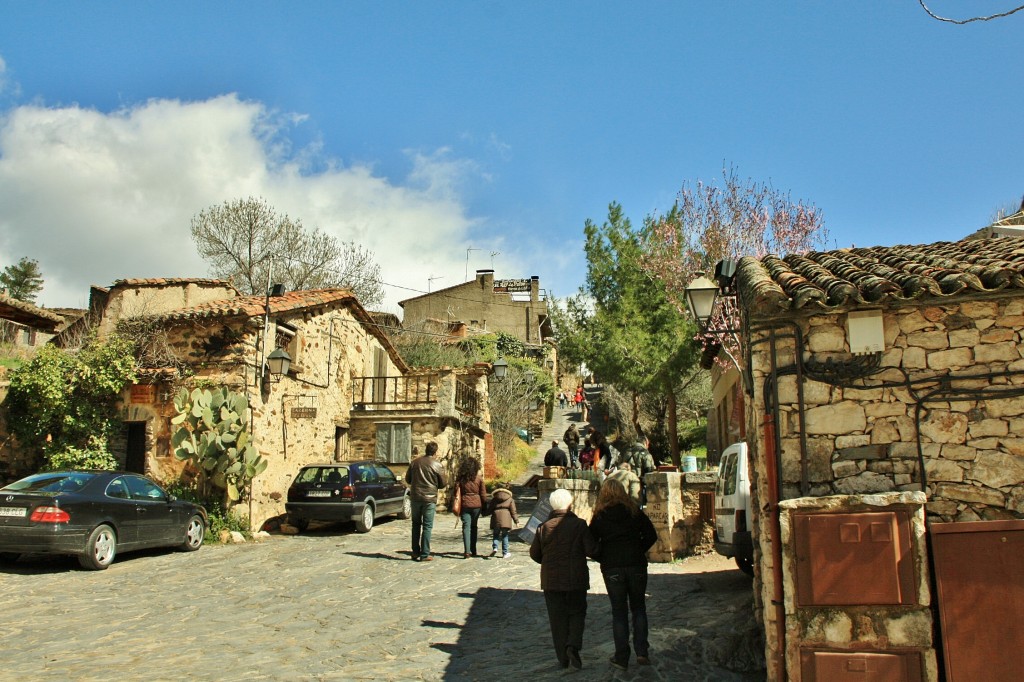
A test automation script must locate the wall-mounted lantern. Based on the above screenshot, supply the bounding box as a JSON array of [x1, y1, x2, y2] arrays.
[[491, 357, 509, 381], [265, 347, 292, 386]]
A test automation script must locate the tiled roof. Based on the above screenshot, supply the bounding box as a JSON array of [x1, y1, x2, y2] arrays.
[[0, 292, 65, 329], [152, 289, 360, 322], [737, 237, 1024, 318], [111, 277, 236, 289]]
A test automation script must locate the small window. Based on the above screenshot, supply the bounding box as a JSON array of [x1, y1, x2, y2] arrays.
[[106, 478, 130, 500], [353, 465, 378, 484], [125, 475, 166, 501], [719, 455, 738, 496], [375, 465, 396, 483], [375, 423, 412, 463]]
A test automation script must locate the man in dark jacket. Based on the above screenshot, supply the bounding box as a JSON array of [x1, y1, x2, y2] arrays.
[[406, 442, 448, 561], [544, 441, 568, 468], [530, 488, 599, 671]]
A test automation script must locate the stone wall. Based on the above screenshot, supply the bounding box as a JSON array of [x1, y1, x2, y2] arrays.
[[537, 477, 600, 522], [646, 471, 715, 562], [745, 295, 1024, 679], [400, 270, 548, 345]]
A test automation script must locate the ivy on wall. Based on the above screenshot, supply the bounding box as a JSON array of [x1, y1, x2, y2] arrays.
[[4, 334, 137, 470]]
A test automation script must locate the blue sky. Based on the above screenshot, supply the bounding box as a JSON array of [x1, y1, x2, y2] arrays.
[[0, 2, 1021, 313]]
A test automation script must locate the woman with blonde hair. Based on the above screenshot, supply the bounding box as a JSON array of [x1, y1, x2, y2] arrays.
[[589, 478, 657, 671]]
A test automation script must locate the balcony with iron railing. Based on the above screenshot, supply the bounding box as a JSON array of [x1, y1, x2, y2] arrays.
[[350, 371, 484, 423]]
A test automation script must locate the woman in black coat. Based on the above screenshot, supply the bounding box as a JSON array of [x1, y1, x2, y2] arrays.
[[589, 478, 657, 671]]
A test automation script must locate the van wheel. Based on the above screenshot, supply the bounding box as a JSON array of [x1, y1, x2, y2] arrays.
[[735, 556, 754, 576]]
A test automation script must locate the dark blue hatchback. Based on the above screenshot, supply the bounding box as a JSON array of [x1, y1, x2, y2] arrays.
[[285, 461, 410, 533]]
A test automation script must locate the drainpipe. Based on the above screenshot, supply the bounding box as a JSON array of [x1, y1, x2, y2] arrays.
[[765, 327, 787, 681]]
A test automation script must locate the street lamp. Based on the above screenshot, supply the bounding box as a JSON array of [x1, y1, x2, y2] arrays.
[[685, 260, 739, 335], [491, 357, 509, 381], [262, 347, 292, 390], [684, 272, 720, 331]]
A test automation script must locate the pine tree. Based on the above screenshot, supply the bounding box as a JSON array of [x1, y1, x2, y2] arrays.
[[0, 257, 44, 304]]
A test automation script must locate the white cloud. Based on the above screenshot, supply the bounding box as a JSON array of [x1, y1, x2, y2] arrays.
[[0, 94, 480, 314]]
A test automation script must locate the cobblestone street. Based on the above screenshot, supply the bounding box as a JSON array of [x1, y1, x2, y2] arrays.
[[0, 392, 765, 681]]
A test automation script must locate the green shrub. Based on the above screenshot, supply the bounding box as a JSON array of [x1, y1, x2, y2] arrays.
[[44, 437, 118, 471], [163, 480, 250, 544]]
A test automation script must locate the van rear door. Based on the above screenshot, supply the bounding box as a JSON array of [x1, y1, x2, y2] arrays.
[[714, 442, 754, 574]]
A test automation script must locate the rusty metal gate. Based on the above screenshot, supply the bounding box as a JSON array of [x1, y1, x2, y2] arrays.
[[930, 519, 1024, 682]]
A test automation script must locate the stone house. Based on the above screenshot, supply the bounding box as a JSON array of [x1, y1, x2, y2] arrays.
[[399, 269, 553, 350], [722, 237, 1024, 680], [0, 291, 68, 348], [81, 278, 489, 526]]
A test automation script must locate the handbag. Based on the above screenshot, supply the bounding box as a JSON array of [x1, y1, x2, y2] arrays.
[[451, 485, 462, 515]]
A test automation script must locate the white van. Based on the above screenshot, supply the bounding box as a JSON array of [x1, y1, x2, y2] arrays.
[[714, 442, 754, 575]]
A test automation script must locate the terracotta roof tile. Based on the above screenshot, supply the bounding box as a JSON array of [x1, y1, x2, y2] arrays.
[[111, 277, 236, 289], [0, 292, 65, 329], [738, 237, 1024, 318], [152, 289, 359, 322]]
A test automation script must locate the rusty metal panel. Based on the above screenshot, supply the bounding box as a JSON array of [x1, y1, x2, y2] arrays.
[[800, 649, 923, 681], [930, 519, 1024, 682], [794, 511, 915, 606]]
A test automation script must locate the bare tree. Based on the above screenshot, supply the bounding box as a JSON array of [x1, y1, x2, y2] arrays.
[[190, 197, 385, 308]]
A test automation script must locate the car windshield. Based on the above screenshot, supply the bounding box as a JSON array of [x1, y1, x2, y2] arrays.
[[295, 467, 348, 484], [2, 472, 96, 494]]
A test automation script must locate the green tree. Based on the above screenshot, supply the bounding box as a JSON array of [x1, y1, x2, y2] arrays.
[[0, 257, 44, 304], [4, 334, 137, 469], [191, 197, 386, 308], [560, 202, 701, 467]]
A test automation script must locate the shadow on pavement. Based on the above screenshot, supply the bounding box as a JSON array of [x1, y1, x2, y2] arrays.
[[428, 566, 763, 680]]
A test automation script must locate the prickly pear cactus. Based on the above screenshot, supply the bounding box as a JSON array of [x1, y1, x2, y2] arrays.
[[171, 387, 268, 503]]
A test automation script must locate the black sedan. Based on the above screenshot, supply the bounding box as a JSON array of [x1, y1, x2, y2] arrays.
[[285, 460, 410, 533], [0, 470, 207, 570]]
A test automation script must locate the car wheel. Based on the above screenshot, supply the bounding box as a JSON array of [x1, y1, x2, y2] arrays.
[[398, 494, 412, 520], [288, 515, 309, 532], [355, 503, 374, 533], [79, 524, 116, 570], [181, 514, 205, 551], [735, 555, 754, 576], [0, 552, 21, 564]]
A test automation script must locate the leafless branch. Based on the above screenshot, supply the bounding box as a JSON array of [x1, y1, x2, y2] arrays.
[[918, 0, 1024, 24]]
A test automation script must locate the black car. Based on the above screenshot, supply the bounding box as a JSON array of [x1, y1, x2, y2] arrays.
[[285, 461, 410, 533], [0, 470, 207, 570]]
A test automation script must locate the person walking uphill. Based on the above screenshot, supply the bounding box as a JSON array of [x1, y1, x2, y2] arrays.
[[530, 488, 598, 672], [563, 424, 581, 468], [407, 442, 447, 562], [589, 478, 658, 671], [454, 457, 487, 558], [487, 486, 519, 558]]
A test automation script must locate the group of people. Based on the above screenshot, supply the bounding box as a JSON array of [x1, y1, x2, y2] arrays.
[[405, 426, 660, 673], [530, 479, 658, 672], [557, 387, 589, 418], [404, 442, 520, 562]]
